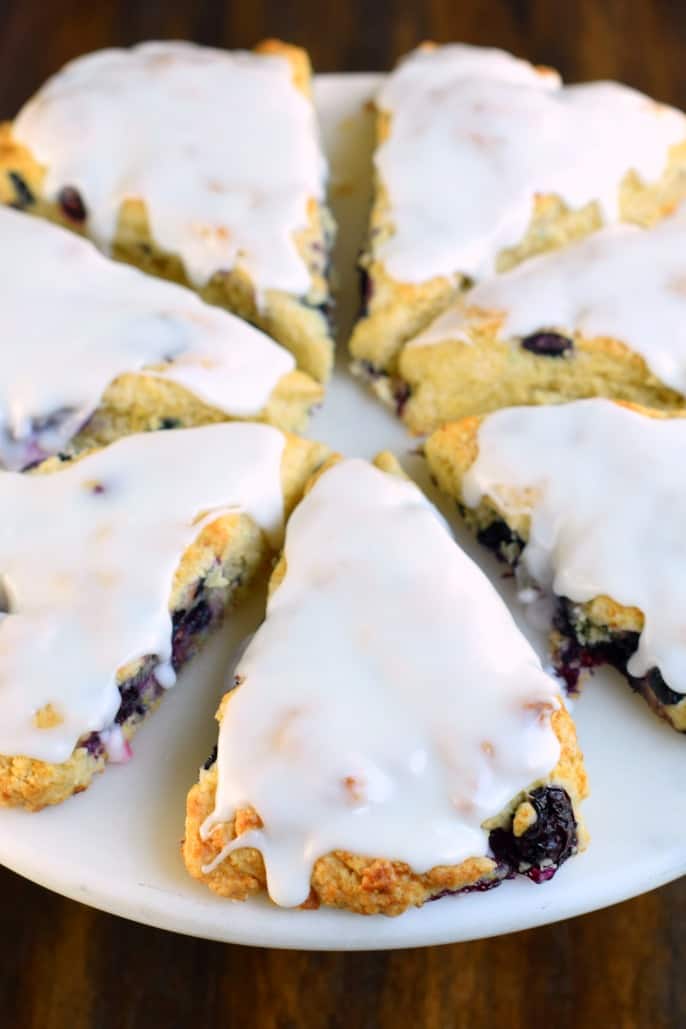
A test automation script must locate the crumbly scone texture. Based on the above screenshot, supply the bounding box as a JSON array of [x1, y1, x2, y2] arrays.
[[69, 367, 323, 456], [183, 454, 588, 917], [0, 430, 330, 811], [348, 42, 686, 380], [395, 316, 685, 436], [0, 40, 336, 383], [424, 404, 686, 729]]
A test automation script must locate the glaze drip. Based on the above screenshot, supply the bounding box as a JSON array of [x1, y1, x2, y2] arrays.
[[203, 459, 561, 907]]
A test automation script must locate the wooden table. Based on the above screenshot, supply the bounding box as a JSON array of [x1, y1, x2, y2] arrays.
[[1, 2, 685, 1026]]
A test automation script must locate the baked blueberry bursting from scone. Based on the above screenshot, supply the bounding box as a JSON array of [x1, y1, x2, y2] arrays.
[[474, 516, 686, 725], [57, 185, 88, 223], [8, 171, 35, 210], [79, 570, 243, 762], [428, 786, 578, 900], [552, 598, 685, 725], [474, 517, 525, 567], [520, 331, 574, 357]]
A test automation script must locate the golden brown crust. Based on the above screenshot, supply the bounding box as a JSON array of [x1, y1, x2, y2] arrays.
[[0, 431, 329, 811]]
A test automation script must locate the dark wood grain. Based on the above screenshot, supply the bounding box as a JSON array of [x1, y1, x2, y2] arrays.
[[1, 2, 685, 1027]]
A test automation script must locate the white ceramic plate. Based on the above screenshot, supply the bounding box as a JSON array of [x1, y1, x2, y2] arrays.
[[1, 74, 685, 951]]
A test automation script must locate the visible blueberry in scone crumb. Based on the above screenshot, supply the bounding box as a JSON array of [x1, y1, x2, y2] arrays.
[[394, 381, 411, 417], [553, 597, 685, 715], [158, 417, 182, 430], [476, 519, 525, 566], [58, 185, 87, 223], [82, 732, 106, 759], [521, 331, 573, 357], [357, 359, 385, 381], [358, 266, 374, 315], [489, 786, 578, 881], [171, 591, 214, 670], [115, 657, 160, 725], [8, 171, 35, 209], [203, 745, 218, 771]]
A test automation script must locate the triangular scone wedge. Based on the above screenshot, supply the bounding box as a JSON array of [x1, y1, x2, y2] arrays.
[[0, 207, 323, 470], [389, 206, 686, 434], [0, 40, 335, 383], [349, 43, 686, 399], [184, 454, 587, 917], [426, 400, 686, 731], [0, 423, 328, 810]]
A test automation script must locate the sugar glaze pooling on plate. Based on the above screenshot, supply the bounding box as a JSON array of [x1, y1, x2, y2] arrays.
[[463, 399, 686, 694], [202, 459, 562, 907], [0, 423, 285, 764], [0, 208, 295, 469], [375, 44, 686, 283], [13, 41, 326, 295], [407, 204, 686, 395]]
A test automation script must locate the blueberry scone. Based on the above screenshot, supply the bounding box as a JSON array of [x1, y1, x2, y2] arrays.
[[0, 40, 335, 382], [385, 205, 686, 434], [349, 43, 686, 402], [0, 208, 322, 470], [425, 399, 686, 731], [0, 423, 329, 810], [184, 456, 587, 916]]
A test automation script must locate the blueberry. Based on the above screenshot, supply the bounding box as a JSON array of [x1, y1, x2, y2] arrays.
[[115, 658, 159, 725], [358, 266, 374, 314], [82, 732, 106, 758], [552, 599, 684, 709], [476, 519, 525, 566], [394, 381, 411, 417], [203, 745, 218, 771], [159, 417, 182, 430], [521, 331, 573, 357], [171, 598, 213, 669], [57, 185, 87, 223], [8, 171, 35, 209], [489, 786, 578, 880]]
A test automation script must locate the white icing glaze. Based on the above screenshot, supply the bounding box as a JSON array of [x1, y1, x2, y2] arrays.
[[407, 204, 686, 396], [0, 207, 295, 470], [375, 44, 686, 283], [0, 422, 286, 763], [463, 399, 686, 694], [13, 41, 326, 293], [203, 459, 561, 907]]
